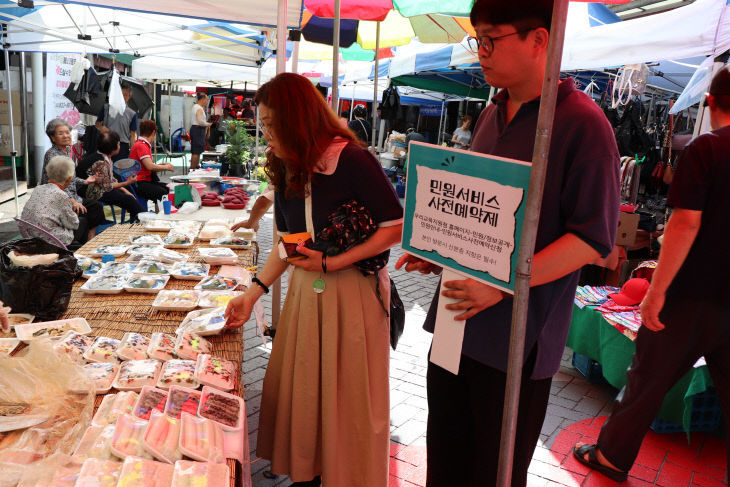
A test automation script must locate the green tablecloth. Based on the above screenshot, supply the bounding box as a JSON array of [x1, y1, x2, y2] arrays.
[[566, 304, 714, 431]]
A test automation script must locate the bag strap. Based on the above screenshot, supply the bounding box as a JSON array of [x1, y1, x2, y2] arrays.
[[357, 119, 369, 142], [305, 178, 315, 242]]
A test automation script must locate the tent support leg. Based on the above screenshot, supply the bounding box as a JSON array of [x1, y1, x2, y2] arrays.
[[4, 48, 19, 217], [331, 0, 341, 111], [370, 21, 381, 153]]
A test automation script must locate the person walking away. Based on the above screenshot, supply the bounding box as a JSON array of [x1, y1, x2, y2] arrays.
[[396, 1, 621, 485], [347, 105, 372, 144], [451, 114, 473, 149], [96, 85, 138, 161], [224, 73, 403, 487], [573, 66, 730, 483], [190, 93, 210, 170]]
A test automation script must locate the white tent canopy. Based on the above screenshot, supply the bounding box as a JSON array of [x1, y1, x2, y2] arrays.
[[133, 56, 270, 83], [48, 0, 303, 28]]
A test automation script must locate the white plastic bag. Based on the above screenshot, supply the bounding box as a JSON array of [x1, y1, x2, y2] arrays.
[[177, 201, 200, 214], [108, 71, 126, 118], [69, 58, 91, 86]]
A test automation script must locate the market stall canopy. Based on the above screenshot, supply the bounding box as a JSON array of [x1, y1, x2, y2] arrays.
[[132, 56, 272, 84], [28, 0, 304, 28], [0, 1, 272, 66]]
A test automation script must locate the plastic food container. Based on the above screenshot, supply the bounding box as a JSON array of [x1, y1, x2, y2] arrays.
[[83, 336, 121, 363], [195, 354, 236, 392], [113, 359, 162, 391], [133, 385, 169, 421], [171, 460, 229, 486], [130, 234, 164, 246], [152, 291, 200, 312], [147, 332, 177, 361], [144, 220, 175, 232], [143, 410, 182, 464], [81, 261, 103, 279], [163, 232, 194, 248], [110, 413, 154, 460], [89, 245, 129, 257], [148, 247, 189, 264], [169, 262, 210, 281], [216, 265, 252, 285], [210, 236, 252, 249], [97, 262, 136, 276], [198, 386, 244, 431], [124, 275, 169, 293], [73, 424, 117, 461], [179, 412, 225, 463], [81, 362, 119, 394], [117, 332, 151, 361], [232, 228, 256, 240], [194, 275, 240, 292], [178, 307, 227, 336], [16, 317, 91, 343], [0, 338, 20, 356], [53, 331, 95, 364], [164, 386, 201, 419], [174, 331, 212, 361], [157, 359, 199, 390], [198, 227, 232, 241], [196, 247, 238, 265], [92, 391, 139, 427], [76, 458, 123, 487], [117, 456, 174, 486], [5, 313, 34, 327], [196, 291, 241, 310], [133, 260, 172, 276], [80, 275, 126, 294]]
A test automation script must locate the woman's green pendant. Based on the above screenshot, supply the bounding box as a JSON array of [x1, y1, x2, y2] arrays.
[[313, 278, 326, 294]]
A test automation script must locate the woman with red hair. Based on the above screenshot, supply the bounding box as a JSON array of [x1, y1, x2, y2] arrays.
[[225, 73, 403, 486]]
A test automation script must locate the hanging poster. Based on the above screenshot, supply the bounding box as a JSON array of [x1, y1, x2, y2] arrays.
[[402, 142, 532, 293], [45, 53, 81, 128]]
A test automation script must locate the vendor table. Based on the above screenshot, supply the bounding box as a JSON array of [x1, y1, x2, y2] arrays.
[[63, 224, 258, 487], [566, 304, 714, 432]]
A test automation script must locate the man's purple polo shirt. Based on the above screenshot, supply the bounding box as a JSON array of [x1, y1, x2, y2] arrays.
[[422, 79, 621, 379]]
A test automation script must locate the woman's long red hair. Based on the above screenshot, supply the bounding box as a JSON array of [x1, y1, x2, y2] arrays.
[[255, 73, 363, 198]]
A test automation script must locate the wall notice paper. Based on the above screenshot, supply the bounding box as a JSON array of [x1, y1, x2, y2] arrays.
[[429, 268, 468, 375]]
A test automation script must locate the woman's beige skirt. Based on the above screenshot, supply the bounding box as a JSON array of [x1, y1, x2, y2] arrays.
[[256, 266, 391, 486]]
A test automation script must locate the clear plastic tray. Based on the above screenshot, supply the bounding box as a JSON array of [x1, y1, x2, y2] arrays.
[[53, 331, 95, 364], [129, 234, 164, 246], [210, 236, 252, 249], [80, 275, 126, 294], [194, 275, 241, 292], [113, 359, 162, 392], [174, 331, 212, 361], [76, 458, 123, 487], [171, 459, 229, 486], [163, 232, 194, 248], [116, 455, 174, 485], [15, 317, 91, 343], [177, 307, 227, 336], [117, 332, 151, 361], [110, 413, 153, 460], [73, 424, 117, 461], [147, 332, 177, 361], [89, 245, 129, 257], [124, 275, 169, 293], [178, 412, 225, 463], [198, 386, 244, 431], [133, 260, 172, 276], [91, 391, 139, 427], [196, 291, 242, 310], [152, 291, 200, 312], [80, 362, 119, 394], [157, 359, 199, 390], [143, 410, 182, 464], [164, 385, 201, 419], [169, 262, 210, 281], [83, 336, 121, 363], [0, 338, 20, 356], [195, 354, 236, 392], [133, 385, 169, 421]]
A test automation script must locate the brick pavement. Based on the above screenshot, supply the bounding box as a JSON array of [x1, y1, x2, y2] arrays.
[[243, 210, 725, 486]]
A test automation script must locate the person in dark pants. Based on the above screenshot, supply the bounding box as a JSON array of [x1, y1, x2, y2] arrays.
[[573, 67, 730, 483], [129, 120, 175, 204], [395, 1, 621, 485], [190, 93, 210, 170]]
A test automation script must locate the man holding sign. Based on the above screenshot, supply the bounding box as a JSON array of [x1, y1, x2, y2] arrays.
[[396, 0, 620, 485]]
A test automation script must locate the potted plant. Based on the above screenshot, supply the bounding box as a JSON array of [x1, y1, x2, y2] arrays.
[[222, 120, 253, 177]]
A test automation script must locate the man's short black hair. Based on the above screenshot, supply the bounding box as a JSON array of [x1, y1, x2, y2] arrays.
[[709, 66, 730, 112], [98, 130, 120, 155], [470, 0, 553, 34]]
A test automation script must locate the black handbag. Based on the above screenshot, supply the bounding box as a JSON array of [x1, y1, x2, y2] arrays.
[[311, 200, 405, 349]]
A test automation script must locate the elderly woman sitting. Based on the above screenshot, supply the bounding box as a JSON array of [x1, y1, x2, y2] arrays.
[[22, 156, 85, 248], [43, 118, 104, 241]]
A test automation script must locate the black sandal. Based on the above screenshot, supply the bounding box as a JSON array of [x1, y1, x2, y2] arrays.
[[572, 444, 628, 482]]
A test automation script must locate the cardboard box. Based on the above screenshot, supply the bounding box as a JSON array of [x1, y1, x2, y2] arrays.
[[0, 125, 23, 157], [616, 212, 640, 246], [0, 91, 22, 126]]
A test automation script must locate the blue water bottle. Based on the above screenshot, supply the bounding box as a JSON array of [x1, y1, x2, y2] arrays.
[[396, 175, 406, 198]]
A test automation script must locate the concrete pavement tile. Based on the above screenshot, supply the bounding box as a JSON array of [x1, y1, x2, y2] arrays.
[[391, 419, 428, 446]]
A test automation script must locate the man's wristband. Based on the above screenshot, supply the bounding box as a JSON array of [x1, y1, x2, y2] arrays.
[[251, 277, 269, 294]]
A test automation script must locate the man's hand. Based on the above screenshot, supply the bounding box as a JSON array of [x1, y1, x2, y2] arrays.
[[289, 246, 324, 272], [639, 288, 666, 331], [442, 278, 506, 321], [70, 199, 87, 215], [232, 219, 258, 232], [395, 253, 442, 275]]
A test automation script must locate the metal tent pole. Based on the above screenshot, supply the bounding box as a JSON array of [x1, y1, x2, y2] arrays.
[[331, 0, 341, 111], [3, 49, 19, 216], [153, 81, 158, 164], [370, 21, 381, 153], [496, 1, 570, 486], [31, 52, 43, 186], [19, 52, 29, 187], [349, 82, 356, 121], [437, 97, 445, 145], [255, 64, 261, 165], [292, 37, 300, 74]]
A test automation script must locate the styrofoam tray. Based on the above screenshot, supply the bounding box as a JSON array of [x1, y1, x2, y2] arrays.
[[80, 275, 126, 294], [0, 338, 20, 356], [79, 362, 120, 394], [129, 234, 164, 246], [117, 332, 150, 361], [195, 354, 236, 392], [132, 385, 169, 421], [89, 245, 129, 257], [147, 332, 177, 361], [152, 291, 200, 312], [124, 275, 169, 293], [177, 306, 227, 336], [197, 386, 244, 431], [169, 262, 210, 281], [15, 317, 91, 343], [193, 275, 241, 292], [83, 336, 121, 364], [5, 313, 34, 327], [164, 385, 202, 419], [157, 359, 199, 390], [144, 220, 175, 232], [132, 261, 172, 276], [210, 236, 252, 249]]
